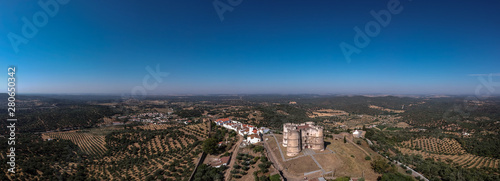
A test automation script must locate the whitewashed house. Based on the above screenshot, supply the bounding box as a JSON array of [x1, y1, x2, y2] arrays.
[[353, 130, 363, 138], [247, 134, 261, 144]]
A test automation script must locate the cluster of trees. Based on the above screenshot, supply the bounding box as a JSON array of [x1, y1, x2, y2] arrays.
[[0, 104, 118, 133], [255, 104, 311, 129], [0, 133, 84, 180], [106, 128, 197, 154], [394, 153, 500, 181], [175, 109, 203, 118], [232, 153, 255, 178], [193, 164, 227, 181], [366, 128, 500, 181], [366, 126, 500, 159], [202, 127, 234, 155], [99, 125, 203, 180], [370, 157, 414, 181], [401, 97, 500, 133], [457, 134, 500, 159], [251, 155, 273, 181]]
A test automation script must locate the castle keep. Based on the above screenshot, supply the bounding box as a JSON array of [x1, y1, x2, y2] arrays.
[[282, 122, 324, 156]]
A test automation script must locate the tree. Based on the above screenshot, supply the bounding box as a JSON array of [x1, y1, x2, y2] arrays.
[[371, 158, 393, 174], [379, 172, 413, 181], [270, 174, 281, 181], [202, 138, 218, 154], [333, 176, 350, 181], [253, 146, 264, 153]]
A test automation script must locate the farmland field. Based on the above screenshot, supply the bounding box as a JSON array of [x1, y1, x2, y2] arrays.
[[42, 126, 121, 155], [397, 147, 499, 169], [42, 123, 210, 180], [400, 137, 466, 155]]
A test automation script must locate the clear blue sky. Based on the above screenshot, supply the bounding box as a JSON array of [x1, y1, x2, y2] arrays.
[[1, 0, 499, 95]]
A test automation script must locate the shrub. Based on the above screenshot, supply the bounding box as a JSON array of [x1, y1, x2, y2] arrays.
[[270, 174, 281, 181], [333, 176, 350, 181], [233, 164, 241, 169]]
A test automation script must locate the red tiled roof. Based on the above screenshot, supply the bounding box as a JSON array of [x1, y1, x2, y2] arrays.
[[217, 118, 230, 122], [297, 125, 310, 129], [252, 129, 258, 133], [248, 134, 259, 139], [220, 156, 230, 164]]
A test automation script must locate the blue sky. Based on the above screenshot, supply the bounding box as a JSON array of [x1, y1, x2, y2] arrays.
[[1, 0, 499, 95]]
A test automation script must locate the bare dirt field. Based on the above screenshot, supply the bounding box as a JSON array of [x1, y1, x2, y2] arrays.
[[369, 105, 405, 113], [285, 156, 320, 174], [265, 134, 379, 180], [309, 109, 348, 118], [325, 138, 378, 180]]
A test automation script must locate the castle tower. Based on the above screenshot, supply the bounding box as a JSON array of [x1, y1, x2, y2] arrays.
[[311, 127, 324, 151], [283, 123, 291, 147], [286, 130, 301, 157]]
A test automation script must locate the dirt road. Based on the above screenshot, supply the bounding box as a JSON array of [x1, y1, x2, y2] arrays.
[[224, 135, 243, 181]]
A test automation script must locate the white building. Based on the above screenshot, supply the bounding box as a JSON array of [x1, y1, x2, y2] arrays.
[[353, 130, 363, 138], [247, 134, 261, 144]]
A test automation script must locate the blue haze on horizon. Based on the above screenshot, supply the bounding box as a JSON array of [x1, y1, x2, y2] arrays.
[[1, 0, 499, 95]]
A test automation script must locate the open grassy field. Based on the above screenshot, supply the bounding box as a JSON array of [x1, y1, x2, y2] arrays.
[[264, 134, 379, 180]]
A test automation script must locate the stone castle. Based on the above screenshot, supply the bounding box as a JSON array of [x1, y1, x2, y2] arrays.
[[282, 122, 324, 156]]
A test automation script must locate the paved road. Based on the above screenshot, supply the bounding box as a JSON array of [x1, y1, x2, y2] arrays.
[[393, 160, 429, 181], [365, 138, 373, 146], [224, 136, 243, 181]]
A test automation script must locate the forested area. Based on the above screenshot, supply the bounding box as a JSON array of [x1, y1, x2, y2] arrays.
[[254, 104, 311, 129], [0, 134, 84, 180], [393, 154, 499, 181], [457, 134, 500, 159], [0, 104, 119, 133]]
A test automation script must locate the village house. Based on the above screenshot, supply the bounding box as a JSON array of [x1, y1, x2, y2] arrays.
[[214, 118, 267, 144]]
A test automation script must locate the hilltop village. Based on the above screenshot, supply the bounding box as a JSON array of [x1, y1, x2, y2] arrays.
[[214, 118, 270, 144]]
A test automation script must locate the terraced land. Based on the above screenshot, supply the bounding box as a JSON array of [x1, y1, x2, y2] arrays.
[[397, 147, 499, 169]]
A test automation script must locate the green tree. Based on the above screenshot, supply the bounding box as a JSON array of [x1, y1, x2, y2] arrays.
[[202, 138, 218, 154], [380, 172, 413, 181], [371, 158, 393, 174]]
